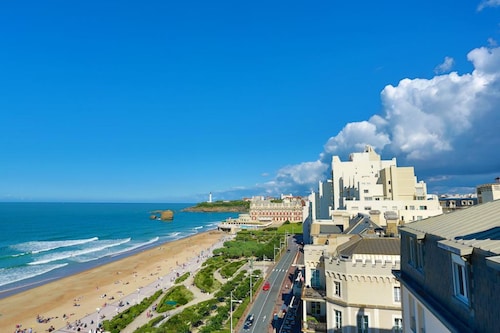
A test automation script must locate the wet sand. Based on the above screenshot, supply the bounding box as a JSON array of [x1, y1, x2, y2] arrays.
[[0, 230, 226, 333]]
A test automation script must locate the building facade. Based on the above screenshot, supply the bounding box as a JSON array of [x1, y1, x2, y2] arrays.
[[330, 146, 442, 225], [398, 200, 500, 333], [249, 195, 305, 225], [302, 234, 402, 333], [438, 195, 477, 213], [476, 180, 500, 204]]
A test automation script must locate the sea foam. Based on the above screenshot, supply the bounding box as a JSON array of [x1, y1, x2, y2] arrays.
[[0, 263, 68, 287], [28, 238, 131, 265], [11, 237, 99, 255]]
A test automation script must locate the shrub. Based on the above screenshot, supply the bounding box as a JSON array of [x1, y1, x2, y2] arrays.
[[156, 285, 194, 313], [101, 290, 162, 333], [175, 272, 190, 284]]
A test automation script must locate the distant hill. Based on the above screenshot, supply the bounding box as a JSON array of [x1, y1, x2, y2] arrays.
[[182, 200, 250, 213]]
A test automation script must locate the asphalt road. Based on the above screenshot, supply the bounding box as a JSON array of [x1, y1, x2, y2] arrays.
[[239, 236, 297, 333]]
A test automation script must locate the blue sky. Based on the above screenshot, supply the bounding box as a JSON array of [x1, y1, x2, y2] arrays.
[[1, 0, 499, 203]]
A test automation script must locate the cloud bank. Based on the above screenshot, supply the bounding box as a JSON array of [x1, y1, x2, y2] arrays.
[[260, 45, 500, 197]]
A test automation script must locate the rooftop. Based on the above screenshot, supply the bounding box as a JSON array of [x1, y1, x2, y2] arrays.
[[338, 237, 401, 257], [400, 199, 500, 254]]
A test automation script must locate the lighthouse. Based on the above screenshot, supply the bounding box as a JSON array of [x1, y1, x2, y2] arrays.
[[208, 192, 213, 203]]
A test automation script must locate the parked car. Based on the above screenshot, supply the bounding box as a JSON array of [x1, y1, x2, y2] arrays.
[[244, 314, 255, 329], [263, 281, 270, 291]]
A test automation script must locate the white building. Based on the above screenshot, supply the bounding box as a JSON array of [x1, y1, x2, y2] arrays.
[[302, 235, 402, 332], [476, 179, 500, 203], [330, 145, 442, 226]]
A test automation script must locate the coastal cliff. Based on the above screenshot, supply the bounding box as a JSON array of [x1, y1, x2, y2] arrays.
[[182, 200, 250, 213]]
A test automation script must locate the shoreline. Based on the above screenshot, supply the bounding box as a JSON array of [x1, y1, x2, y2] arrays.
[[0, 230, 210, 299], [0, 229, 229, 333]]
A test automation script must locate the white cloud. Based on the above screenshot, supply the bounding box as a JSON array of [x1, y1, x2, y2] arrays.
[[434, 56, 454, 74], [276, 160, 329, 185], [323, 116, 390, 156], [478, 0, 500, 11], [260, 45, 500, 197]]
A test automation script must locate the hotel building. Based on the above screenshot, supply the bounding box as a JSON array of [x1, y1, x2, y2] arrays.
[[249, 195, 305, 226]]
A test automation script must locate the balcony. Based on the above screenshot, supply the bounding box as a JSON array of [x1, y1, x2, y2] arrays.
[[303, 316, 327, 332], [302, 285, 326, 300]]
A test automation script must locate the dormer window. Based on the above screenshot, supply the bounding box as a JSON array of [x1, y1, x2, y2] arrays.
[[451, 253, 470, 305]]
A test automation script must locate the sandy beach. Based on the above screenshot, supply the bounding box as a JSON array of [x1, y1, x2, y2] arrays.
[[0, 230, 227, 333]]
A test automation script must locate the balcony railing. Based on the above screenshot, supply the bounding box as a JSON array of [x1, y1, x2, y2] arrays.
[[304, 320, 327, 332], [302, 286, 326, 300]]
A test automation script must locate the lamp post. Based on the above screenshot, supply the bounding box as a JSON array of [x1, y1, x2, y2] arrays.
[[274, 245, 280, 263], [230, 291, 242, 333], [249, 273, 260, 303], [96, 307, 100, 330], [137, 288, 141, 304]]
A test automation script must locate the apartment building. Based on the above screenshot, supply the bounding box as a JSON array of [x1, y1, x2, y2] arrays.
[[302, 223, 402, 332], [438, 195, 477, 213], [476, 179, 500, 204], [330, 145, 442, 225], [398, 199, 500, 333]]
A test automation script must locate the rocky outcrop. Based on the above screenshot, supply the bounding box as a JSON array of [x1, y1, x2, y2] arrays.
[[150, 209, 174, 221]]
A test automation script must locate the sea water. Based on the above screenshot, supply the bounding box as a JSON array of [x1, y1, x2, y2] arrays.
[[0, 202, 237, 297]]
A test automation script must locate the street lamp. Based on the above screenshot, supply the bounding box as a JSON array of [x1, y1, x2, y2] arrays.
[[249, 273, 260, 303], [96, 307, 100, 330], [230, 291, 242, 333], [274, 245, 280, 263], [137, 288, 141, 304]]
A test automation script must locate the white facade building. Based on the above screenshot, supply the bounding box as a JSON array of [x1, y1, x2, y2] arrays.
[[302, 235, 402, 333], [476, 180, 500, 203], [330, 145, 442, 225]]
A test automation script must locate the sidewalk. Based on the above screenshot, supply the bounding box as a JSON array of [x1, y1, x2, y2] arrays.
[[120, 272, 213, 333]]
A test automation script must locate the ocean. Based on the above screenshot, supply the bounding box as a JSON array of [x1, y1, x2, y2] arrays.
[[0, 202, 237, 297]]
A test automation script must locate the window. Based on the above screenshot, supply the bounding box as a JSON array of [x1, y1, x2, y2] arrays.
[[311, 269, 321, 288], [311, 301, 321, 315], [364, 189, 369, 193], [407, 236, 424, 271], [393, 286, 401, 302], [334, 310, 342, 331], [334, 281, 341, 297], [393, 318, 403, 333], [409, 297, 416, 332], [408, 236, 416, 265], [451, 253, 469, 304], [357, 315, 369, 333]]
